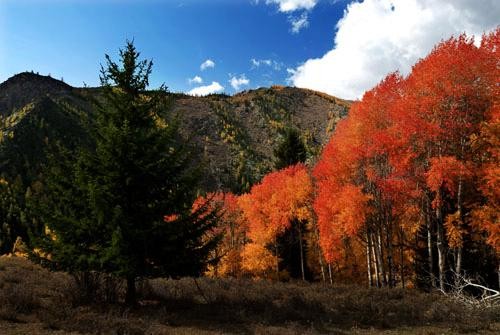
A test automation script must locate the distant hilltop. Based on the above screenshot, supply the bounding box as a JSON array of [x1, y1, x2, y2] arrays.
[[0, 71, 350, 190]]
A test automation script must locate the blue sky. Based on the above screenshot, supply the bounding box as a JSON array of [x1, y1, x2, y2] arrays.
[[0, 1, 498, 99], [0, 0, 347, 94]]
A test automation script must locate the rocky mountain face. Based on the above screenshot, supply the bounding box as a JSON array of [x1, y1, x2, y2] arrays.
[[0, 72, 350, 191]]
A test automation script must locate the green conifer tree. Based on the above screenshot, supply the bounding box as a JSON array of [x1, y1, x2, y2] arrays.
[[274, 127, 307, 170], [273, 127, 309, 280], [31, 41, 219, 304]]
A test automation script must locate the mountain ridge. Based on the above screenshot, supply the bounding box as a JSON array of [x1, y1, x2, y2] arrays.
[[0, 72, 350, 191]]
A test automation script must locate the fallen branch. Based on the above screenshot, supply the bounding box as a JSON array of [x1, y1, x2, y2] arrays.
[[440, 272, 500, 308]]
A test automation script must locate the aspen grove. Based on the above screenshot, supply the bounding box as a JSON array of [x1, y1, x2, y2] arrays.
[[201, 30, 500, 290]]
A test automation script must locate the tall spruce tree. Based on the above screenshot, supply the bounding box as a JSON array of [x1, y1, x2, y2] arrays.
[[273, 127, 307, 170], [32, 41, 219, 304], [273, 127, 310, 280]]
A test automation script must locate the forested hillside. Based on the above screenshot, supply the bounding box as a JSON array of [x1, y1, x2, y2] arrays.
[[0, 63, 348, 263], [0, 72, 348, 190]]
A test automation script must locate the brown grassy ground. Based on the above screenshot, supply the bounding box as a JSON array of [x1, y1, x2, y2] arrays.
[[0, 256, 499, 334]]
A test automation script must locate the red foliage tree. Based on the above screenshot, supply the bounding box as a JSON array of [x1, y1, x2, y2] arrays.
[[313, 29, 499, 288]]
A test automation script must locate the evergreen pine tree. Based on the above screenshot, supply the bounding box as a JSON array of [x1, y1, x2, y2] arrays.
[[273, 127, 310, 280], [31, 41, 219, 304], [273, 127, 307, 170]]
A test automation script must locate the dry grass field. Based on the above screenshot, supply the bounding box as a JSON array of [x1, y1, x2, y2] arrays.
[[0, 255, 499, 334]]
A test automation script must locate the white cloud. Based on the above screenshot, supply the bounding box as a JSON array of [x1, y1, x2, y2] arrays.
[[291, 0, 500, 100], [265, 0, 318, 12], [251, 58, 272, 67], [290, 12, 309, 33], [259, 0, 318, 33], [229, 75, 250, 91], [188, 81, 224, 96], [188, 75, 203, 85], [250, 58, 283, 70], [200, 59, 215, 71]]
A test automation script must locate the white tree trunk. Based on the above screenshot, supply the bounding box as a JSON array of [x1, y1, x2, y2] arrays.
[[366, 231, 373, 287]]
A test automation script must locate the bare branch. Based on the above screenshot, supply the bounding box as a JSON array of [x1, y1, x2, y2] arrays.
[[439, 271, 500, 309]]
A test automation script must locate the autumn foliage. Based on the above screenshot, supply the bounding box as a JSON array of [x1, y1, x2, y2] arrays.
[[239, 164, 313, 278], [185, 30, 499, 288], [313, 29, 499, 288]]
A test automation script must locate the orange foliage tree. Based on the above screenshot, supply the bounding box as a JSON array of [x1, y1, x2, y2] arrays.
[[314, 73, 409, 287], [239, 163, 313, 279]]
